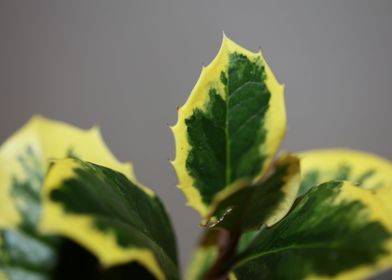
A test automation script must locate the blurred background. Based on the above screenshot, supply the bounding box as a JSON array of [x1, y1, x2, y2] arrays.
[[0, 0, 391, 277]]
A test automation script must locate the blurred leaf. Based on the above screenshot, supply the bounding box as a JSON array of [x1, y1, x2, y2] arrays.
[[0, 116, 177, 280], [40, 158, 178, 280], [299, 149, 392, 196]]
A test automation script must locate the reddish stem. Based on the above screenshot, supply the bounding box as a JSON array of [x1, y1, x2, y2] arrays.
[[203, 230, 240, 280]]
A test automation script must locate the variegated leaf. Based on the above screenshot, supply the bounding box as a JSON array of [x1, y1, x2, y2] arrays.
[[172, 35, 286, 219], [232, 181, 392, 280], [0, 116, 177, 280], [299, 149, 392, 196], [40, 158, 178, 280], [0, 116, 134, 230]]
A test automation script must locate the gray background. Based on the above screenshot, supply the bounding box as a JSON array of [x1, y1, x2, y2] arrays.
[[0, 0, 391, 278]]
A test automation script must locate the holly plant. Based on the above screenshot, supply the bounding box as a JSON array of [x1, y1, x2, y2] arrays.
[[1, 36, 392, 280]]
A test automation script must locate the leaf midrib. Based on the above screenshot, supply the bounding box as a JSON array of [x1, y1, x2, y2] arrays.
[[224, 76, 265, 185], [235, 241, 345, 268]]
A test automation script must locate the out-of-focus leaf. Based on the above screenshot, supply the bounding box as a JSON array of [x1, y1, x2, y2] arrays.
[[299, 149, 392, 196], [0, 116, 134, 230], [40, 158, 178, 280], [0, 116, 175, 279]]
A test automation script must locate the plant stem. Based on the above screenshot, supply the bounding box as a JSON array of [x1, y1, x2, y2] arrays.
[[203, 230, 241, 280]]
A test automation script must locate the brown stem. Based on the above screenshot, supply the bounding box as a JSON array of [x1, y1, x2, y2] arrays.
[[203, 230, 241, 280]]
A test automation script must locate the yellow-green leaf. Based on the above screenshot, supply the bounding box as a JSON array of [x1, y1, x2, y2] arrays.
[[373, 185, 392, 219], [0, 116, 135, 230], [0, 116, 167, 279], [232, 181, 392, 280], [299, 148, 392, 196], [40, 158, 178, 280], [172, 35, 286, 218]]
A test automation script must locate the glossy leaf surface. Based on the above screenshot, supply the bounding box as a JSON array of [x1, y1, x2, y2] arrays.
[[172, 35, 286, 218], [232, 181, 392, 280], [41, 158, 178, 280]]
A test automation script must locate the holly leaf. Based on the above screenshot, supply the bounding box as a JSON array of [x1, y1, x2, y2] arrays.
[[172, 35, 286, 219], [0, 116, 178, 280], [299, 149, 392, 196], [232, 181, 392, 280], [40, 158, 179, 280]]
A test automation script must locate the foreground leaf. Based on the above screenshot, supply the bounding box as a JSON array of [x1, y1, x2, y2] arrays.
[[232, 181, 392, 280], [299, 149, 392, 196], [0, 116, 170, 279], [205, 153, 300, 230], [172, 35, 286, 218], [40, 158, 178, 280]]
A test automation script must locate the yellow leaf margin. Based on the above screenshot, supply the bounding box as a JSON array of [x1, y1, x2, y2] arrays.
[[171, 34, 286, 218], [39, 159, 165, 280], [311, 182, 392, 280], [232, 181, 392, 280], [0, 116, 154, 229], [299, 148, 392, 190]]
